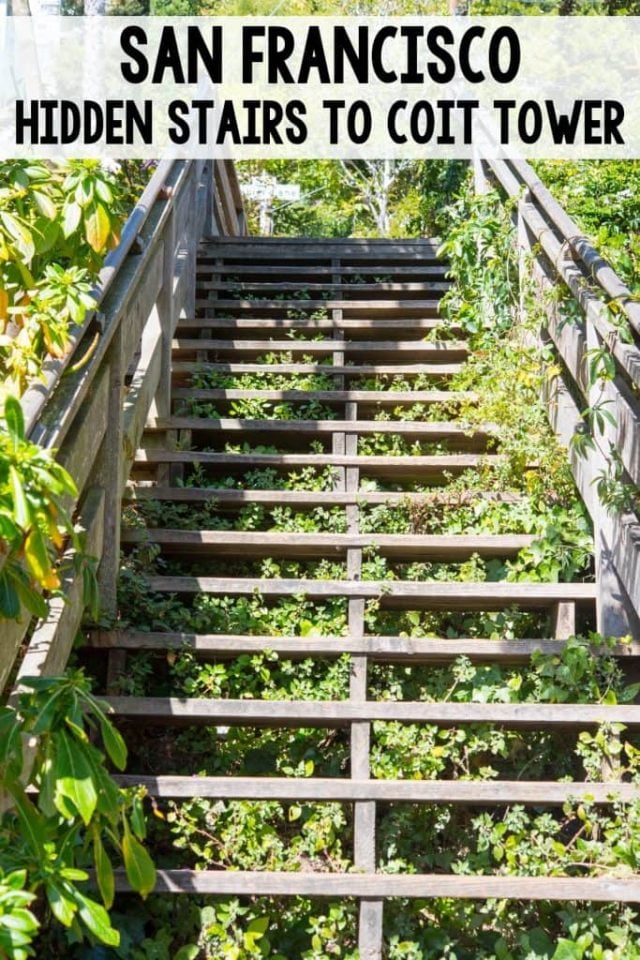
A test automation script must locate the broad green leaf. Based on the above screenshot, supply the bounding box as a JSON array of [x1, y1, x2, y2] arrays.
[[46, 882, 77, 927], [71, 890, 120, 946], [0, 212, 35, 262], [10, 784, 47, 857], [9, 466, 30, 528], [53, 731, 98, 826], [84, 202, 111, 254], [0, 569, 21, 621], [175, 947, 199, 960], [130, 793, 146, 840], [24, 527, 58, 589], [93, 829, 115, 909], [62, 201, 82, 238], [75, 178, 94, 208], [95, 179, 113, 204], [4, 394, 25, 441], [32, 190, 56, 220], [122, 817, 156, 898], [552, 940, 585, 960], [100, 717, 127, 771]]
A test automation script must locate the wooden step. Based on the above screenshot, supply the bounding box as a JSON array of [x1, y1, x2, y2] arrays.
[[106, 695, 629, 729], [176, 316, 454, 335], [119, 530, 532, 560], [112, 774, 640, 805], [90, 631, 640, 664], [141, 577, 595, 610], [197, 299, 443, 318], [196, 265, 448, 279], [147, 418, 492, 449], [199, 281, 450, 295], [112, 870, 640, 901], [125, 486, 522, 508], [134, 449, 504, 480], [172, 339, 467, 361], [171, 362, 464, 381], [170, 388, 476, 406]]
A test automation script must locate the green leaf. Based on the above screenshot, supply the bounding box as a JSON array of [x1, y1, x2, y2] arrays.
[[100, 717, 127, 771], [71, 890, 120, 947], [84, 202, 111, 254], [53, 731, 98, 826], [0, 212, 35, 262], [93, 829, 115, 909], [95, 179, 113, 204], [4, 394, 25, 442], [9, 466, 30, 528], [24, 527, 57, 589], [122, 817, 156, 898], [62, 201, 82, 238], [0, 569, 22, 621], [46, 882, 77, 928], [174, 947, 199, 960], [552, 940, 585, 960], [32, 190, 57, 220]]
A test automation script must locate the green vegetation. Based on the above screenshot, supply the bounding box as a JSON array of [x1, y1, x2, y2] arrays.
[[0, 673, 155, 957]]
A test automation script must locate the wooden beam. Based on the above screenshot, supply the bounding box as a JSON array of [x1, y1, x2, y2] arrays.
[[112, 775, 640, 804], [112, 870, 640, 901], [105, 696, 628, 729], [120, 530, 532, 560], [141, 577, 595, 610], [88, 631, 640, 663]]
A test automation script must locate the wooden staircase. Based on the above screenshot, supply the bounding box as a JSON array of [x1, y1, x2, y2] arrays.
[[88, 236, 639, 959]]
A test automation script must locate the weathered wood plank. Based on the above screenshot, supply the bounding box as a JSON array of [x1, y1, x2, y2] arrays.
[[105, 696, 639, 729], [203, 281, 449, 295], [147, 418, 490, 446], [112, 870, 640, 900], [120, 530, 532, 560], [171, 362, 463, 378], [112, 775, 640, 804], [141, 577, 596, 609], [170, 388, 475, 405], [134, 450, 503, 479], [16, 488, 105, 683], [172, 339, 467, 360], [199, 299, 442, 317], [196, 265, 447, 279], [125, 486, 522, 508], [89, 631, 640, 662]]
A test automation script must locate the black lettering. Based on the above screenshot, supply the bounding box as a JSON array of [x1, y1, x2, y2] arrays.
[[152, 27, 185, 84], [459, 26, 485, 84], [387, 100, 407, 144], [187, 26, 222, 84], [334, 26, 368, 83], [120, 25, 148, 83], [371, 26, 397, 83], [489, 27, 520, 83], [285, 100, 307, 144], [269, 28, 295, 83], [242, 27, 265, 83], [168, 99, 190, 144], [298, 26, 330, 84], [518, 100, 542, 144], [426, 27, 455, 83], [604, 100, 624, 144]]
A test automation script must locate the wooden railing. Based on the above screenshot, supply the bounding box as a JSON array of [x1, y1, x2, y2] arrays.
[[476, 156, 640, 638], [0, 158, 246, 695]]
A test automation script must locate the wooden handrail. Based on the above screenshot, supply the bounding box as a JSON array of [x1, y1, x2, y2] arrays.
[[476, 154, 640, 638]]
